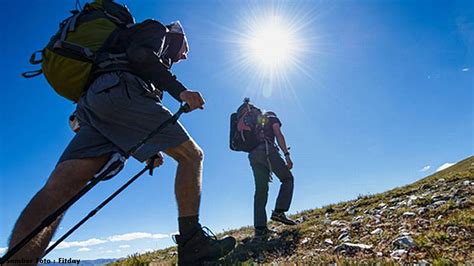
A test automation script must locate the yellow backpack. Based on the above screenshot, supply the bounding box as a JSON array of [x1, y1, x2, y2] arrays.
[[22, 0, 135, 102]]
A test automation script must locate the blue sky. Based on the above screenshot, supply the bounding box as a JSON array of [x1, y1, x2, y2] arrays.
[[1, 0, 473, 260]]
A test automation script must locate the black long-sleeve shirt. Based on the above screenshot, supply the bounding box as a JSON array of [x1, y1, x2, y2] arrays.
[[126, 42, 187, 102], [105, 19, 188, 102]]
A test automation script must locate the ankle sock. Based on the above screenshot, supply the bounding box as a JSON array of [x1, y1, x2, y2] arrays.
[[178, 215, 200, 236]]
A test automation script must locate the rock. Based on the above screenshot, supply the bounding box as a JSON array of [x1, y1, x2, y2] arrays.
[[456, 198, 469, 208], [376, 251, 383, 257], [419, 260, 430, 266], [378, 202, 387, 208], [437, 215, 443, 220], [407, 195, 422, 206], [301, 237, 310, 244], [432, 200, 447, 207], [438, 178, 446, 182], [371, 228, 383, 235], [402, 212, 416, 218], [420, 183, 431, 190], [351, 221, 362, 228], [399, 229, 411, 236], [354, 215, 364, 221], [417, 207, 427, 215], [324, 238, 333, 245], [449, 188, 462, 197], [338, 231, 350, 242], [431, 194, 450, 202], [370, 215, 381, 224], [346, 206, 356, 215], [447, 226, 459, 237], [397, 200, 407, 206], [296, 215, 309, 224], [416, 218, 430, 227], [463, 180, 471, 186], [340, 227, 350, 233], [391, 249, 407, 258], [392, 235, 415, 249], [390, 198, 400, 203], [331, 220, 348, 227], [334, 243, 373, 255]]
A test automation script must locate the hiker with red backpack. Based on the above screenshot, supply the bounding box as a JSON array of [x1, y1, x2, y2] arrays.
[[230, 98, 297, 239], [3, 1, 235, 265]]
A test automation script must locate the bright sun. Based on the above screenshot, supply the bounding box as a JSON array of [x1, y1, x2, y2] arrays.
[[228, 6, 313, 98], [247, 19, 294, 70], [240, 13, 303, 78]]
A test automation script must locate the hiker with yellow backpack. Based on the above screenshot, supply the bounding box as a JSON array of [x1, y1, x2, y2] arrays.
[[3, 0, 235, 265]]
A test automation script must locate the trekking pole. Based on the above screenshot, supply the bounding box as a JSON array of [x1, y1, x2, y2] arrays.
[[42, 165, 150, 257], [0, 104, 190, 263]]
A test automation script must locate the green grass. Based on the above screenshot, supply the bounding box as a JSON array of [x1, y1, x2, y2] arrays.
[[110, 156, 474, 265]]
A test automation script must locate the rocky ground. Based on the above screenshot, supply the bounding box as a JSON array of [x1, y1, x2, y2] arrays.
[[111, 156, 473, 265]]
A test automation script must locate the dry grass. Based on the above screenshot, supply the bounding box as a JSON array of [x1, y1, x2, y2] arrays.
[[111, 156, 474, 265]]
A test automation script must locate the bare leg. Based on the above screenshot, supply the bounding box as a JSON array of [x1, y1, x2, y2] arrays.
[[7, 156, 109, 265], [164, 139, 203, 217], [165, 140, 237, 263]]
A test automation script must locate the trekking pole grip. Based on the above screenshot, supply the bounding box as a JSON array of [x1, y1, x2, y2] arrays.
[[181, 103, 191, 113], [147, 154, 160, 176]]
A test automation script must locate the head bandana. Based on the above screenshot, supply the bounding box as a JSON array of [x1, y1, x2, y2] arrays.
[[164, 21, 189, 63]]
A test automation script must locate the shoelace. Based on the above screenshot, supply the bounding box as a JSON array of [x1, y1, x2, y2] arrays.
[[201, 226, 218, 241], [172, 226, 218, 244]]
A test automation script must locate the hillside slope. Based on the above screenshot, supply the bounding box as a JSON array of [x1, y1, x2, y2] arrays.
[[112, 156, 473, 265]]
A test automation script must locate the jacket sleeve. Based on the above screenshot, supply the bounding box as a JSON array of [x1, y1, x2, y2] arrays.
[[126, 40, 187, 102]]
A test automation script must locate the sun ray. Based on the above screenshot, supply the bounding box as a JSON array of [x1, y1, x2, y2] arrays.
[[205, 1, 329, 105], [232, 3, 316, 98]]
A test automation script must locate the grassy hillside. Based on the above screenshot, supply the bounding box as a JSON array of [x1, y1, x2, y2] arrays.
[[111, 156, 473, 265]]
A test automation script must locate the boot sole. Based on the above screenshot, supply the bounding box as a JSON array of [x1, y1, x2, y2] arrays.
[[271, 216, 297, 225], [179, 239, 236, 265]]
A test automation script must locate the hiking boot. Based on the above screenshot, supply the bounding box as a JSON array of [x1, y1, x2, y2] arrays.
[[254, 227, 276, 240], [271, 211, 297, 225], [174, 226, 236, 265]]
